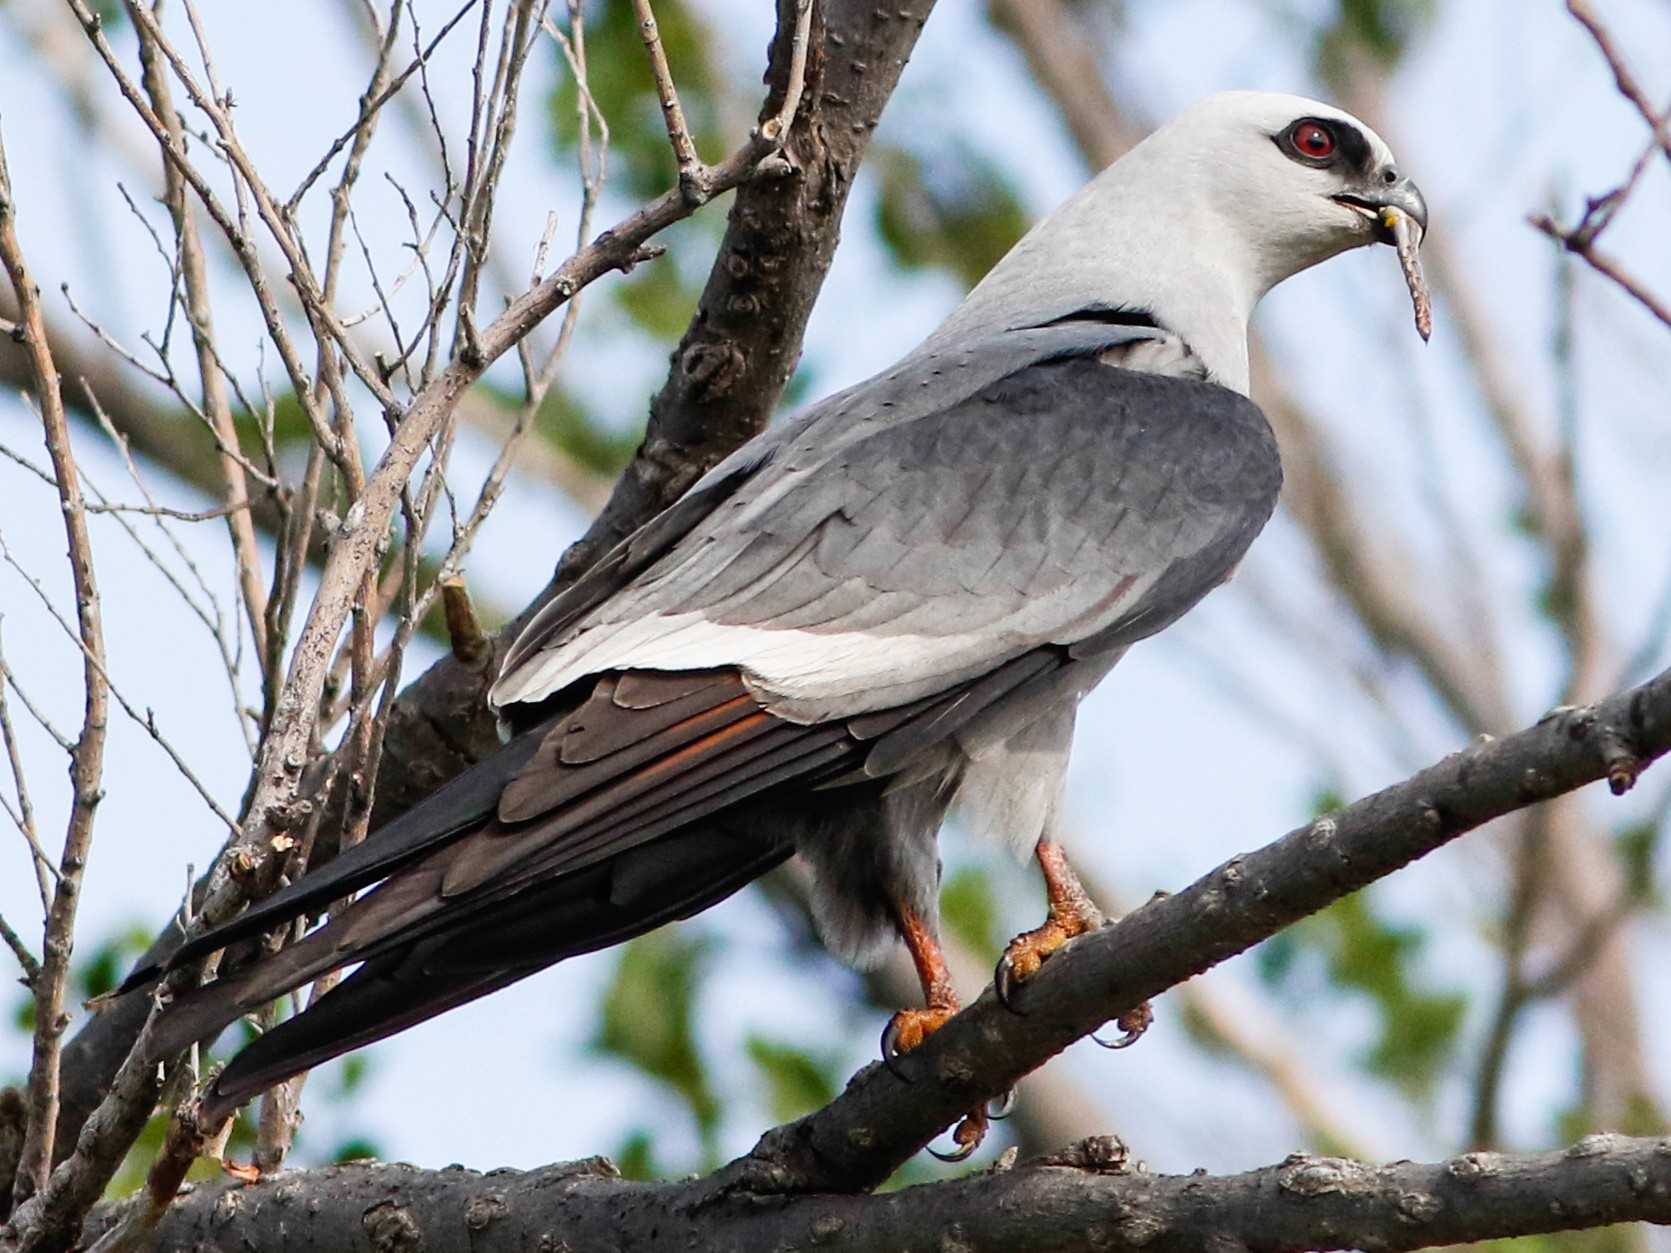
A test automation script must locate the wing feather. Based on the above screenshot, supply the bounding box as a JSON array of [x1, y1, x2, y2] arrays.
[[495, 356, 1280, 719]]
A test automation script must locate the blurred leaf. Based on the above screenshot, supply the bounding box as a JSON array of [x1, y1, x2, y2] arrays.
[[1311, 788, 1347, 818], [1255, 927, 1300, 985], [332, 1053, 372, 1097], [332, 1137, 381, 1163], [590, 928, 720, 1149], [103, 1107, 258, 1198], [1311, 0, 1434, 92], [616, 244, 703, 342], [745, 1036, 838, 1123], [1467, 1235, 1647, 1253], [548, 0, 726, 201], [1258, 890, 1464, 1101], [77, 923, 157, 1002], [873, 142, 1029, 290], [940, 864, 1000, 957], [234, 390, 313, 455], [489, 383, 642, 479], [1612, 820, 1661, 907], [10, 921, 153, 1041], [612, 1128, 660, 1182]]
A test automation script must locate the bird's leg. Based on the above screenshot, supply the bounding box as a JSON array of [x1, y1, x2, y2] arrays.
[[996, 839, 1108, 1003], [882, 907, 990, 1161], [882, 907, 961, 1056]]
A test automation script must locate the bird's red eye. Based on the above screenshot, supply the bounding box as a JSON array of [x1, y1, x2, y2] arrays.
[[1292, 122, 1335, 158]]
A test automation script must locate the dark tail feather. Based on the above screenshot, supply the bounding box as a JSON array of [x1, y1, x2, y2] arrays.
[[200, 955, 518, 1125], [117, 725, 553, 997], [199, 818, 794, 1123], [141, 979, 259, 1071]]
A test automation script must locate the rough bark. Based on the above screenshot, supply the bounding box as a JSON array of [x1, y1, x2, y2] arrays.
[[80, 1113, 1671, 1252]]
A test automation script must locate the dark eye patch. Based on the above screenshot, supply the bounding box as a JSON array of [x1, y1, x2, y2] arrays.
[[1274, 116, 1374, 175]]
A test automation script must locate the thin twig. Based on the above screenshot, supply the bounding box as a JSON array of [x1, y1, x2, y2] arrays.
[[0, 908, 41, 984], [1531, 212, 1671, 334], [132, 2, 272, 671], [632, 0, 703, 189], [1564, 0, 1671, 166], [0, 533, 240, 835], [0, 619, 55, 912]]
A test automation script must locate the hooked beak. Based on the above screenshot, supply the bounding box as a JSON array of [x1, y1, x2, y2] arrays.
[[1334, 169, 1433, 341], [1332, 171, 1429, 245]]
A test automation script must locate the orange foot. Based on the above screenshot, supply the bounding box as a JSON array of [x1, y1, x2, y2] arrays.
[[879, 1007, 991, 1160], [882, 1004, 956, 1058], [995, 839, 1105, 1008], [885, 907, 1001, 1161]]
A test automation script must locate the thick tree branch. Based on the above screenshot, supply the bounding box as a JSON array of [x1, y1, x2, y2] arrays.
[[367, 0, 938, 821], [84, 1126, 1671, 1251]]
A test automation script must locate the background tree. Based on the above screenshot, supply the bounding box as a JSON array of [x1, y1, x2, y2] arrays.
[[1, 0, 1670, 1249]]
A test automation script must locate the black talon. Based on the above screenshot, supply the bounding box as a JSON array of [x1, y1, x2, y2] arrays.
[[994, 953, 1023, 1013], [928, 1138, 979, 1163], [880, 1017, 913, 1081], [1091, 1026, 1142, 1049], [928, 1117, 983, 1162], [1091, 1009, 1151, 1050], [986, 1088, 1016, 1121]]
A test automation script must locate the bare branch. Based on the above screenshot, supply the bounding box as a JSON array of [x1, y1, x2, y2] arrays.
[[1564, 0, 1671, 165], [81, 1127, 1671, 1252], [1531, 212, 1671, 335], [131, 0, 271, 669], [0, 116, 110, 1207]]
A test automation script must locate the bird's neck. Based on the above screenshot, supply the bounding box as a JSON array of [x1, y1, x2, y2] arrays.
[[925, 155, 1273, 396]]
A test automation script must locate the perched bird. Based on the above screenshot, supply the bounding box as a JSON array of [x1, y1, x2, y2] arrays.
[[128, 91, 1428, 1150]]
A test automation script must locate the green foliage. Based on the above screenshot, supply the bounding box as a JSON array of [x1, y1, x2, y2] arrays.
[[611, 1128, 661, 1181], [104, 1106, 259, 1199], [331, 1137, 381, 1164], [1467, 1227, 1662, 1253], [745, 1036, 838, 1124], [590, 928, 720, 1161], [10, 923, 153, 1036], [873, 141, 1029, 291], [548, 0, 726, 201], [615, 238, 705, 342], [1310, 0, 1434, 92], [534, 386, 642, 478], [1258, 888, 1465, 1101], [6, 921, 378, 1192], [233, 391, 315, 456], [939, 864, 1001, 957], [1611, 819, 1662, 908]]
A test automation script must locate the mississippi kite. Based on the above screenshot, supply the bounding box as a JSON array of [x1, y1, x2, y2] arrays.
[[128, 92, 1429, 1150]]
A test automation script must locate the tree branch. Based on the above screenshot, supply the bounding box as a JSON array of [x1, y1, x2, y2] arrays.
[[710, 667, 1671, 1196], [83, 1129, 1671, 1252], [0, 113, 110, 1210]]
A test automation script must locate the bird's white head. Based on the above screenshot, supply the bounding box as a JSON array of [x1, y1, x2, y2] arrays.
[[931, 91, 1428, 394]]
